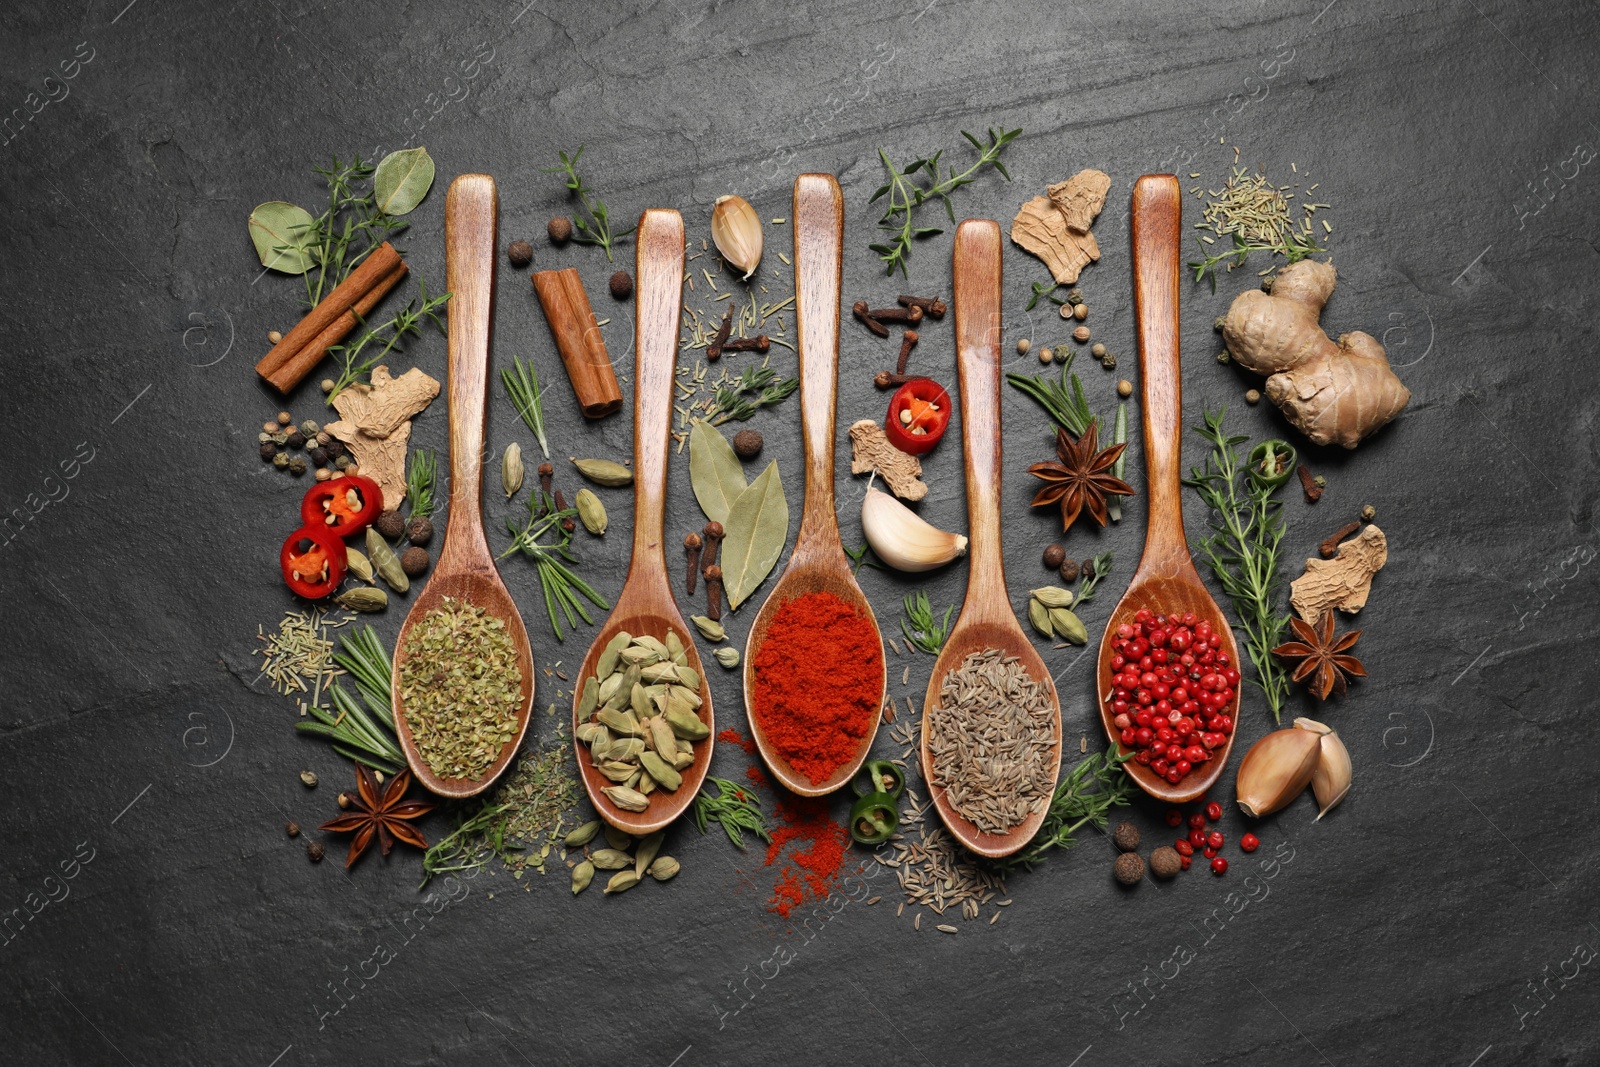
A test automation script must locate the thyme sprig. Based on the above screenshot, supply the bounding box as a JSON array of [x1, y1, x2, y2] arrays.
[[692, 777, 773, 850], [869, 127, 1021, 277], [303, 156, 408, 308], [1182, 409, 1293, 721], [1026, 280, 1069, 311], [1006, 350, 1098, 438], [407, 449, 436, 519], [1002, 746, 1135, 870], [543, 145, 635, 262], [501, 355, 550, 458], [707, 364, 798, 425], [325, 277, 451, 404], [1072, 551, 1115, 610], [900, 590, 954, 655], [500, 492, 610, 641]]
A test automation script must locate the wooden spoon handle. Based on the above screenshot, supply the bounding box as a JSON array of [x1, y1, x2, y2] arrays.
[[952, 219, 1006, 621], [441, 173, 498, 570], [792, 173, 844, 549], [1130, 174, 1188, 566], [630, 209, 687, 582]]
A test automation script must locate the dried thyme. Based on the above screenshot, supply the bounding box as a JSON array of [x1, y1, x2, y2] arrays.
[[419, 742, 579, 887], [1188, 165, 1328, 288]]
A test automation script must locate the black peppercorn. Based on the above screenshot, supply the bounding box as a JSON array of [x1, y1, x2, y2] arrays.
[[547, 216, 572, 244], [1149, 846, 1181, 880], [374, 510, 405, 540], [1080, 560, 1095, 581], [732, 429, 763, 459], [507, 239, 533, 267], [1042, 544, 1066, 570], [286, 431, 306, 451], [609, 270, 633, 300], [1113, 851, 1144, 886], [260, 442, 279, 461], [400, 546, 430, 577], [324, 439, 346, 460], [406, 515, 434, 545], [1058, 558, 1079, 583], [1112, 821, 1140, 852], [308, 446, 329, 467], [307, 841, 325, 863]]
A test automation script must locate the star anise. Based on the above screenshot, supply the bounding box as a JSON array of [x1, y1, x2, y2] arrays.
[[1272, 612, 1367, 699], [318, 766, 435, 868], [1027, 423, 1135, 532]]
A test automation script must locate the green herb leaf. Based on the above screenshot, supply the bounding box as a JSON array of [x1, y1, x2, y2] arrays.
[[720, 461, 788, 610], [248, 201, 317, 274], [373, 147, 436, 216], [688, 420, 747, 525]]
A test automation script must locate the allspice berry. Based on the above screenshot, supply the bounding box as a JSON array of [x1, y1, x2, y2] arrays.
[[732, 429, 763, 459], [285, 821, 301, 838], [507, 240, 534, 267], [1112, 821, 1141, 852], [307, 841, 326, 863], [609, 270, 633, 300], [1042, 544, 1066, 569], [406, 515, 434, 545], [1058, 558, 1079, 583], [1113, 851, 1145, 886], [374, 510, 405, 541], [1149, 846, 1182, 880], [400, 546, 431, 577], [547, 216, 573, 243]]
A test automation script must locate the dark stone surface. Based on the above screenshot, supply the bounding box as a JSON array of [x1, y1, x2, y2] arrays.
[[2, 1, 1597, 1064]]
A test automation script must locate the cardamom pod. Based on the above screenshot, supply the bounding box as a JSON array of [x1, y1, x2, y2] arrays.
[[335, 587, 388, 612], [572, 458, 634, 487], [598, 631, 631, 678], [598, 761, 637, 783], [1030, 586, 1076, 610], [640, 751, 682, 791], [575, 488, 607, 535], [648, 856, 680, 881], [605, 824, 632, 851], [637, 773, 656, 795], [502, 441, 524, 499], [604, 869, 642, 894], [675, 665, 701, 690], [574, 723, 605, 745], [597, 708, 642, 737], [634, 831, 664, 877], [664, 704, 710, 741], [1028, 597, 1054, 639], [691, 615, 726, 642], [345, 546, 374, 582], [564, 820, 601, 848], [602, 785, 650, 812], [669, 748, 695, 770], [596, 671, 624, 706], [665, 630, 685, 663], [1050, 607, 1088, 645], [571, 859, 595, 895], [589, 848, 633, 870], [713, 646, 740, 669], [577, 676, 599, 718], [620, 645, 662, 667], [650, 718, 679, 761], [365, 527, 409, 593]]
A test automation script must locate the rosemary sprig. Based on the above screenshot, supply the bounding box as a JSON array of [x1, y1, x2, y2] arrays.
[[707, 364, 798, 425], [500, 492, 610, 641], [296, 626, 404, 774], [869, 127, 1021, 277], [303, 156, 408, 308], [501, 355, 550, 458], [900, 590, 954, 655], [1006, 350, 1098, 437], [543, 145, 635, 262], [1182, 409, 1293, 721], [1002, 746, 1135, 870], [325, 277, 451, 404], [1107, 400, 1129, 523], [692, 777, 773, 850], [1073, 551, 1115, 610], [406, 449, 436, 519]]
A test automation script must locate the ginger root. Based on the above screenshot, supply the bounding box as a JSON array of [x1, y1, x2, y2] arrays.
[[325, 365, 440, 507], [1291, 523, 1388, 626], [1010, 169, 1110, 284], [1222, 260, 1410, 449], [849, 419, 926, 501]]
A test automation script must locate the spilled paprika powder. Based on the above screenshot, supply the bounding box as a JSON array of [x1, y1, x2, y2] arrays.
[[750, 591, 884, 785]]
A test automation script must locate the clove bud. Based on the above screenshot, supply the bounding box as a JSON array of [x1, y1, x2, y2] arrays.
[[684, 532, 703, 596], [897, 294, 946, 319], [707, 305, 734, 361], [722, 335, 770, 354], [852, 301, 889, 338], [868, 305, 923, 326], [701, 521, 725, 570], [704, 565, 724, 621]]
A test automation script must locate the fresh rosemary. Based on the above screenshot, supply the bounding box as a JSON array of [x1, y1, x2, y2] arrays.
[[1002, 745, 1135, 870], [501, 355, 550, 458], [294, 626, 404, 774], [325, 276, 451, 403], [1073, 551, 1115, 610], [500, 492, 610, 641], [692, 777, 772, 850], [1006, 350, 1098, 437], [1107, 400, 1129, 523], [407, 449, 436, 518], [869, 127, 1021, 277], [900, 590, 954, 655], [543, 145, 635, 262], [303, 156, 408, 308], [1182, 409, 1293, 721], [707, 364, 798, 425], [1188, 166, 1327, 289]]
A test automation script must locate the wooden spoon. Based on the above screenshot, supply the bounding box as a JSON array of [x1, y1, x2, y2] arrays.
[[571, 208, 712, 835], [1096, 174, 1242, 804], [741, 173, 886, 798], [919, 219, 1062, 859], [391, 174, 535, 799]]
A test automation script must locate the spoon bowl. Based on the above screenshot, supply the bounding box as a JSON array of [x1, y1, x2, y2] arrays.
[[392, 174, 535, 799], [573, 208, 713, 834], [1096, 175, 1241, 805], [742, 174, 886, 798], [920, 220, 1061, 859]]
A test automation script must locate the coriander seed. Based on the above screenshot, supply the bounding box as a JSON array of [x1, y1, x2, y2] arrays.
[[321, 379, 336, 394], [263, 421, 280, 434], [1245, 388, 1262, 405], [1038, 347, 1052, 364], [277, 411, 293, 426], [1361, 504, 1377, 521], [307, 841, 325, 862], [1072, 303, 1088, 321], [1016, 338, 1031, 355], [286, 820, 300, 837], [1072, 325, 1091, 343], [1091, 342, 1107, 358], [268, 330, 283, 344], [1117, 379, 1133, 398]]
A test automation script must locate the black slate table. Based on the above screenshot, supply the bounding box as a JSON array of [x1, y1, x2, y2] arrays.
[[2, 1, 1596, 1064]]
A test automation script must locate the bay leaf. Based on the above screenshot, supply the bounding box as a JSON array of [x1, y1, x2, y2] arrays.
[[248, 201, 317, 274], [688, 420, 746, 525], [373, 147, 436, 216], [720, 461, 788, 609]]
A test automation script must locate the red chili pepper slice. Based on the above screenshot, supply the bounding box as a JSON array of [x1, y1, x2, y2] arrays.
[[883, 377, 951, 455], [280, 526, 348, 600], [299, 474, 383, 536]]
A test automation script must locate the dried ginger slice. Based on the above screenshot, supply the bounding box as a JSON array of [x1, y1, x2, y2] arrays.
[[1290, 524, 1388, 625], [1048, 169, 1110, 234], [325, 365, 440, 508], [849, 420, 926, 501], [1009, 169, 1110, 284]]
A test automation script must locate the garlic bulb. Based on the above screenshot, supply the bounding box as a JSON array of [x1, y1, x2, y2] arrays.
[[860, 487, 967, 572], [1234, 725, 1321, 818], [1295, 716, 1352, 820], [711, 195, 763, 279]]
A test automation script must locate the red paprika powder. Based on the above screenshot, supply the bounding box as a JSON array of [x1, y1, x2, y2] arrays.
[[750, 591, 884, 785], [764, 792, 851, 917]]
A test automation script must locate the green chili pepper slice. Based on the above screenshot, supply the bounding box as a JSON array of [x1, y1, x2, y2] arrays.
[[1247, 439, 1299, 491], [849, 791, 899, 845], [851, 760, 905, 801]]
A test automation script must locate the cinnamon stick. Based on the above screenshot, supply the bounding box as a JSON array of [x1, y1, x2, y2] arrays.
[[531, 267, 622, 419], [255, 242, 408, 395]]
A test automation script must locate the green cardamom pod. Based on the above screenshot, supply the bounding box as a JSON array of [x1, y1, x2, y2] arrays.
[[597, 631, 631, 678], [634, 831, 664, 877], [345, 546, 374, 582], [571, 859, 595, 895], [665, 630, 685, 664], [602, 785, 650, 812], [589, 848, 633, 870], [675, 664, 701, 690], [596, 671, 624, 706], [640, 751, 683, 791], [604, 869, 642, 894], [691, 615, 726, 642], [597, 708, 642, 737], [604, 825, 631, 851], [649, 718, 678, 761], [365, 527, 409, 593], [575, 488, 607, 535], [598, 760, 637, 783], [713, 646, 740, 669], [1030, 586, 1076, 610], [572, 458, 634, 487], [664, 704, 710, 742], [648, 856, 680, 881], [502, 441, 524, 499], [1028, 597, 1054, 639], [564, 820, 601, 848], [669, 748, 695, 770], [577, 676, 600, 718], [637, 773, 657, 795], [334, 587, 388, 613], [1050, 607, 1088, 645]]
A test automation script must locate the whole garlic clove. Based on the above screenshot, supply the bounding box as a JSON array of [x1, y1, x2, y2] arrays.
[[711, 195, 763, 280], [1296, 716, 1352, 820], [1235, 725, 1322, 818], [861, 486, 968, 572]]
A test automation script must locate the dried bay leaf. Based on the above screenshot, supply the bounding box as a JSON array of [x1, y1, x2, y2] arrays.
[[248, 201, 317, 274], [689, 420, 746, 524], [373, 147, 436, 217], [720, 461, 788, 609]]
